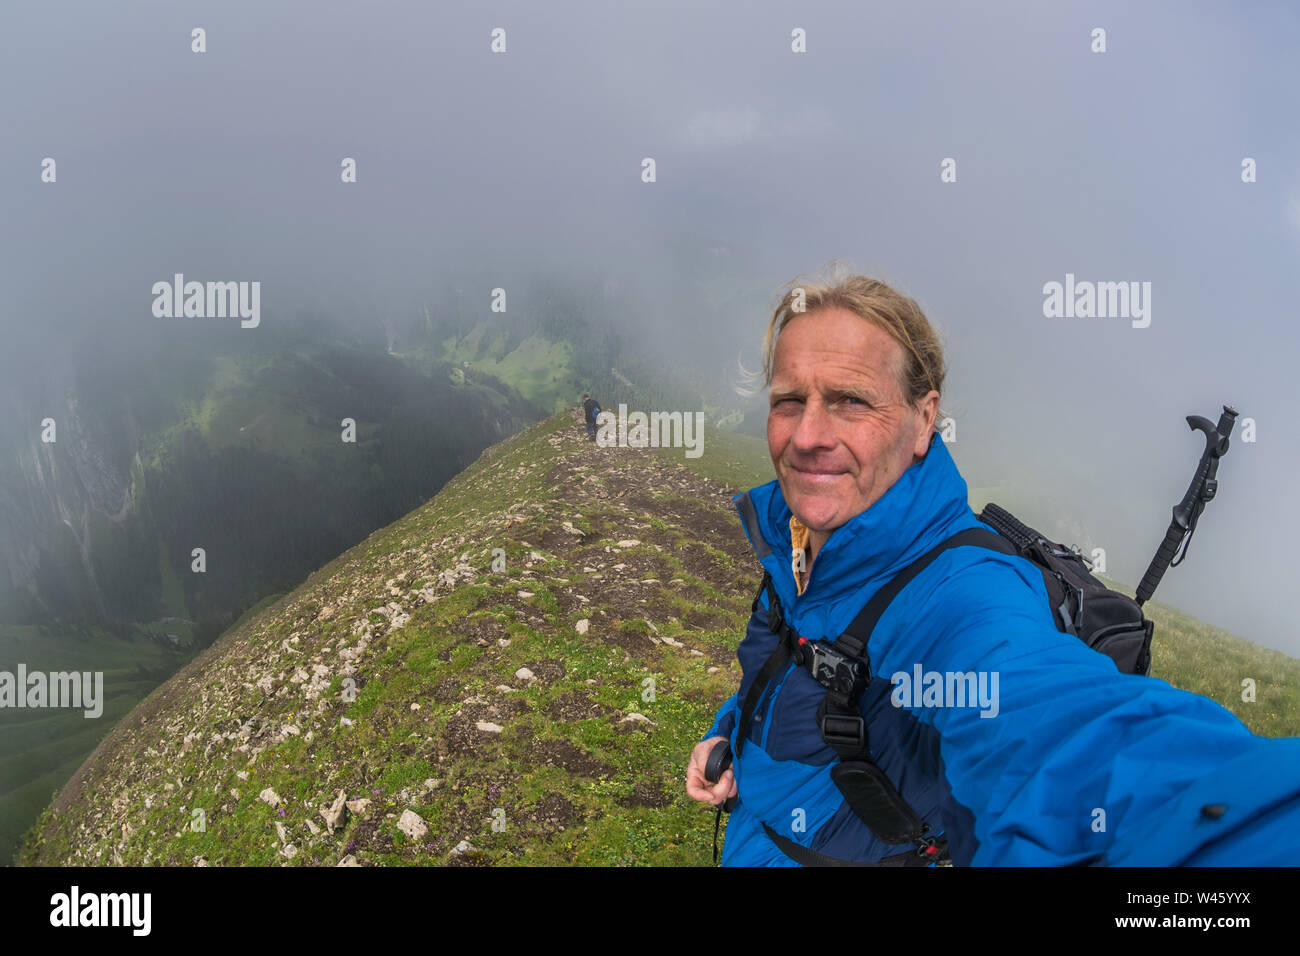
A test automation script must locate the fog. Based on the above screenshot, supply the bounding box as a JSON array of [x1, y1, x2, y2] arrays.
[[2, 0, 1297, 654]]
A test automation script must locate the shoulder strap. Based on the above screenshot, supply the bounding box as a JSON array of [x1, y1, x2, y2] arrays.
[[732, 522, 1016, 857], [735, 571, 792, 757], [836, 525, 1014, 645]]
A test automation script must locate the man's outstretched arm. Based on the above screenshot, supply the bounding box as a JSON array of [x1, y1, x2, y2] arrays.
[[874, 551, 1300, 866]]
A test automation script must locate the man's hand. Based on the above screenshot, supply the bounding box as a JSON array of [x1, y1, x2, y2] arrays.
[[686, 736, 738, 806]]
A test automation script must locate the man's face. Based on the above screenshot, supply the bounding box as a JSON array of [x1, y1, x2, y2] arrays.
[[768, 307, 938, 537]]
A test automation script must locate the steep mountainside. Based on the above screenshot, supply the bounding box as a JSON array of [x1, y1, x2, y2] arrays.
[[22, 410, 756, 865], [0, 338, 537, 633]]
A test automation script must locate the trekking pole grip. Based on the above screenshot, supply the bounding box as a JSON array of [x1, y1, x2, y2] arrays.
[[1136, 523, 1183, 605]]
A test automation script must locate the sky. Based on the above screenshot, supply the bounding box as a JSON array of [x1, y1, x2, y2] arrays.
[[1, 0, 1298, 656]]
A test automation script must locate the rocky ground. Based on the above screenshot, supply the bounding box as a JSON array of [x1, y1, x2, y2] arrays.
[[21, 408, 759, 866]]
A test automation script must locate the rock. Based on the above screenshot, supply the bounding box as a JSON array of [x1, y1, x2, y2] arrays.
[[517, 590, 535, 599], [259, 788, 281, 808], [616, 539, 642, 548], [321, 790, 347, 832], [398, 810, 428, 841], [345, 798, 372, 817], [621, 713, 656, 726], [707, 667, 719, 674], [514, 667, 535, 681], [424, 778, 442, 791], [494, 684, 516, 693], [282, 724, 300, 736], [337, 854, 360, 867], [340, 717, 354, 727], [281, 843, 298, 859], [306, 819, 321, 835], [476, 721, 504, 733], [275, 821, 288, 844], [452, 839, 475, 855], [575, 619, 590, 635], [410, 703, 421, 711]]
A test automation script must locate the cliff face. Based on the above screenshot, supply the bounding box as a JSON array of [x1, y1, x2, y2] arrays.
[[0, 387, 141, 620], [0, 341, 539, 628], [21, 409, 755, 866]]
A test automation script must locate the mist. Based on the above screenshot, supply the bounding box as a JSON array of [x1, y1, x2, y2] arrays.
[[2, 0, 1297, 654]]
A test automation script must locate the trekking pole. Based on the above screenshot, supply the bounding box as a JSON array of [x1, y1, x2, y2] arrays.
[[1135, 405, 1237, 607], [704, 739, 736, 864]]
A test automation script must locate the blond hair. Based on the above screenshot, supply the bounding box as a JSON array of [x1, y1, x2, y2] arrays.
[[750, 261, 947, 422]]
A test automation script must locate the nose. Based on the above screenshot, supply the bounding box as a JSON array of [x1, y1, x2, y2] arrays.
[[790, 396, 836, 454]]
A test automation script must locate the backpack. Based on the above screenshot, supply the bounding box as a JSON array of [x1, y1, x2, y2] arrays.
[[734, 501, 1154, 866]]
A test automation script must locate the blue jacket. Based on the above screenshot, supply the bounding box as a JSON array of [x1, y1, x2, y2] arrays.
[[703, 431, 1300, 865]]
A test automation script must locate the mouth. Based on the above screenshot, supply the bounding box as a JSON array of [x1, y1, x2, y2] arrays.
[[790, 464, 844, 481]]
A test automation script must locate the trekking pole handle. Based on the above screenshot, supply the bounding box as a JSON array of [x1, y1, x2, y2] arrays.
[[1136, 524, 1185, 605], [1136, 406, 1236, 606], [704, 739, 737, 813]]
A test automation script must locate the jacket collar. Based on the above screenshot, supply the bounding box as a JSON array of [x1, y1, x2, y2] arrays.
[[733, 431, 975, 634]]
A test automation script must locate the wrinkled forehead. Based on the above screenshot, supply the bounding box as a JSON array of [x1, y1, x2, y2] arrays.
[[771, 313, 905, 394]]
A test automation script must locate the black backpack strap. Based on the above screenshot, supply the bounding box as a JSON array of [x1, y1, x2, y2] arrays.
[[734, 524, 1013, 856], [761, 822, 949, 867], [837, 525, 1014, 647], [735, 571, 794, 757], [818, 525, 1012, 847]]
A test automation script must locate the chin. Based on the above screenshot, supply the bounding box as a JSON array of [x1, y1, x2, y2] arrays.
[[786, 495, 840, 532]]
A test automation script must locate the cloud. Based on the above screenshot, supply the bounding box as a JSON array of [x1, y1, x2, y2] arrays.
[[679, 106, 763, 150]]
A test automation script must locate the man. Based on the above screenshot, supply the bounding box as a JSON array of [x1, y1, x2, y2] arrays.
[[581, 394, 601, 441], [686, 272, 1300, 865]]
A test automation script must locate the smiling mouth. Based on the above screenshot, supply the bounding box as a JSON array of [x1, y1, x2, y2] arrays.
[[791, 465, 843, 477]]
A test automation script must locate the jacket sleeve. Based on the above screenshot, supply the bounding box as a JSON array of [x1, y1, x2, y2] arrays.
[[702, 692, 738, 743], [872, 550, 1300, 866]]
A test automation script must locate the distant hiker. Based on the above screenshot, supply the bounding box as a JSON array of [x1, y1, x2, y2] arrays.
[[581, 394, 601, 441], [686, 269, 1300, 865]]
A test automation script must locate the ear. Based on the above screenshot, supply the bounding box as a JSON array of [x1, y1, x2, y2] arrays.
[[912, 390, 940, 458]]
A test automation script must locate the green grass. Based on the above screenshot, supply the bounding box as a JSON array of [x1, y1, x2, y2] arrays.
[[655, 423, 773, 491], [440, 327, 578, 413], [0, 623, 188, 864]]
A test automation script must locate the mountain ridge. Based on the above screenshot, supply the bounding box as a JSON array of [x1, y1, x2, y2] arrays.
[[21, 409, 1300, 865], [22, 409, 754, 865]]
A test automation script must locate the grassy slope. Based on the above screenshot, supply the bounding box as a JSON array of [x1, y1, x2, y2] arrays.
[[439, 329, 578, 414], [0, 624, 187, 863], [22, 411, 755, 866], [21, 414, 1298, 867], [3, 339, 537, 864]]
